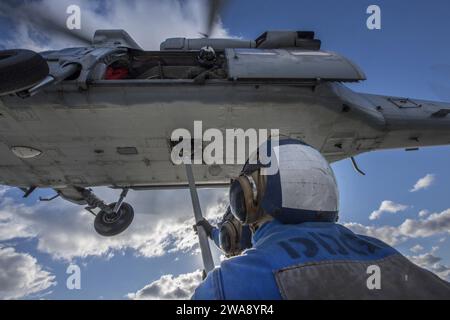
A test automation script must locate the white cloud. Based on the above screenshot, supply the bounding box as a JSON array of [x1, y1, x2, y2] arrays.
[[399, 209, 450, 238], [0, 0, 231, 51], [0, 189, 226, 261], [369, 200, 409, 220], [344, 222, 405, 246], [127, 270, 202, 300], [410, 174, 435, 193], [346, 208, 450, 246], [0, 198, 36, 241], [0, 246, 56, 300], [407, 251, 450, 281], [410, 244, 424, 253], [418, 210, 430, 218]]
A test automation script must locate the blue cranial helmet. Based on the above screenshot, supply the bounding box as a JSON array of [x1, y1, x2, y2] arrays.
[[230, 138, 339, 225]]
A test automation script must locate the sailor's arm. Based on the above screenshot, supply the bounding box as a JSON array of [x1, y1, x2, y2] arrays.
[[196, 219, 221, 249]]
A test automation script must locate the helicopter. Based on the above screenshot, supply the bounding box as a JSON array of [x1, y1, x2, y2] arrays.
[[1, 0, 450, 241]]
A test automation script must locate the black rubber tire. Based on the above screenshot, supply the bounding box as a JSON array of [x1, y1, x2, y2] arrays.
[[94, 203, 134, 237], [0, 49, 49, 95]]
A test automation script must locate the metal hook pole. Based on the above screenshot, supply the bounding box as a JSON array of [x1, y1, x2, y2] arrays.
[[185, 163, 215, 274]]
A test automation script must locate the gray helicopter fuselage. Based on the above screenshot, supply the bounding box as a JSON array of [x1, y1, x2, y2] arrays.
[[0, 42, 450, 193]]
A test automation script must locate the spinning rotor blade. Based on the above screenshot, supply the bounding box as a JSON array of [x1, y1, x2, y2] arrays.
[[0, 1, 92, 46], [204, 0, 227, 37]]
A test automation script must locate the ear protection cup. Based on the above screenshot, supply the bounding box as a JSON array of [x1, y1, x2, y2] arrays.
[[219, 219, 241, 257], [230, 170, 266, 225]]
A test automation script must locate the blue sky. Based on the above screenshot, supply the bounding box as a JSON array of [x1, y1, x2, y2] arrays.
[[0, 0, 449, 300]]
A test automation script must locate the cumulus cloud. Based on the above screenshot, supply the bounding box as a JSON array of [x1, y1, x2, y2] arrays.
[[0, 0, 230, 51], [0, 188, 227, 261], [399, 209, 450, 238], [407, 250, 450, 281], [410, 174, 435, 193], [344, 222, 405, 246], [0, 246, 56, 300], [346, 208, 450, 246], [0, 198, 36, 241], [127, 270, 202, 300], [369, 200, 409, 221]]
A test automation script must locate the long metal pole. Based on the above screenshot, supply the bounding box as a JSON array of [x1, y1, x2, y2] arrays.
[[185, 163, 215, 274]]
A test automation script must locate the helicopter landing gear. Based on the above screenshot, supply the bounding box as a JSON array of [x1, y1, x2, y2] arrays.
[[81, 188, 134, 237]]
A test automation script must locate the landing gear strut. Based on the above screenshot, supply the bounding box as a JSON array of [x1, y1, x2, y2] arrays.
[[82, 188, 134, 237]]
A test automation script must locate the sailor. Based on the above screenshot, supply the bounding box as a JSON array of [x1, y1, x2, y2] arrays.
[[192, 138, 450, 300], [197, 46, 217, 68], [196, 207, 252, 258], [188, 46, 226, 82]]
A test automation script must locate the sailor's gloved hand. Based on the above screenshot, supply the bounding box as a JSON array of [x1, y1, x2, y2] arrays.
[[194, 219, 214, 238]]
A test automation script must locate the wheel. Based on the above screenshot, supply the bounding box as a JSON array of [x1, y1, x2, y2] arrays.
[[0, 49, 49, 95], [94, 202, 134, 237]]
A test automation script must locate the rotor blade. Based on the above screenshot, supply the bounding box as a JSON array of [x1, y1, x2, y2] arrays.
[[205, 0, 226, 38], [0, 1, 92, 46]]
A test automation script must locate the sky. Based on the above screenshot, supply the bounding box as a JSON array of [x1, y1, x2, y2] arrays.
[[0, 0, 450, 300]]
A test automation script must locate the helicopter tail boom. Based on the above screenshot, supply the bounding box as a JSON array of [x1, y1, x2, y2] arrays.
[[360, 92, 450, 151]]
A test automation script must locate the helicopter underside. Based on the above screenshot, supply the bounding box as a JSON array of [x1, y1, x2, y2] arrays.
[[0, 81, 449, 191], [0, 82, 360, 189]]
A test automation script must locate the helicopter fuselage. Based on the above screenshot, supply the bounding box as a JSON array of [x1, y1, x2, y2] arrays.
[[0, 30, 449, 202]]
